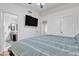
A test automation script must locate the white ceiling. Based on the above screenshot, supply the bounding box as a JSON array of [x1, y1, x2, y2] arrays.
[[15, 3, 67, 13]]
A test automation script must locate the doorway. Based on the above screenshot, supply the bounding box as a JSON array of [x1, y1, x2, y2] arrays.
[[41, 21, 47, 35], [3, 11, 18, 51]]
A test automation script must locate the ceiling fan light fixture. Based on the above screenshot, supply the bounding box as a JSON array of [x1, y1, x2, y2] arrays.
[[36, 3, 45, 6], [36, 3, 45, 8]]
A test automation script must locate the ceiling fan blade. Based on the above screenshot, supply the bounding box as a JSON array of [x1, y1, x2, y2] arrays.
[[28, 3, 32, 4], [28, 3, 44, 8]]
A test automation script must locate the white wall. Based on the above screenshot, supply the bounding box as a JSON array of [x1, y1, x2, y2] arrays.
[[0, 3, 41, 51], [41, 6, 79, 37], [0, 3, 41, 41], [0, 10, 1, 51]]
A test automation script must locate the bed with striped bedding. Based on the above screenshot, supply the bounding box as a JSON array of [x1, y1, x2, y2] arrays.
[[9, 35, 79, 56]]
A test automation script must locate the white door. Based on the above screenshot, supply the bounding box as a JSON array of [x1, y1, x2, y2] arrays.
[[61, 16, 74, 37], [47, 17, 60, 35]]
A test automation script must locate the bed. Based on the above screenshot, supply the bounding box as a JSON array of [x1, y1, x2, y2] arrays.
[[8, 34, 79, 56]]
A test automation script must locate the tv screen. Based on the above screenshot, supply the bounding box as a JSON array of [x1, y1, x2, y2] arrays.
[[25, 15, 38, 27]]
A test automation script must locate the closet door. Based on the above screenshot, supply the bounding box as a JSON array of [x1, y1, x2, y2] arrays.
[[61, 16, 74, 37], [47, 17, 60, 35]]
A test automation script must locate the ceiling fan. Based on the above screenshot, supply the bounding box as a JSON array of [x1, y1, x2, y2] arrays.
[[28, 3, 44, 8]]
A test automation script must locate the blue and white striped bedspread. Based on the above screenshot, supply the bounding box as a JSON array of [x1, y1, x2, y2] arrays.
[[9, 35, 79, 56]]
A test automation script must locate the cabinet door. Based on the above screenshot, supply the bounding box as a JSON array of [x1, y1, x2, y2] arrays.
[[61, 16, 74, 37]]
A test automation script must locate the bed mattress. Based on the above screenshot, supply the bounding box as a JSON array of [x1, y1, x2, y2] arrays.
[[9, 35, 79, 56]]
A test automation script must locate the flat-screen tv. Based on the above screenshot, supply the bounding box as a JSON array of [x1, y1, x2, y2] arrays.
[[25, 15, 38, 27]]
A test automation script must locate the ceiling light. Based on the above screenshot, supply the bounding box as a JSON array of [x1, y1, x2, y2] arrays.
[[36, 3, 45, 8], [36, 3, 45, 6]]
